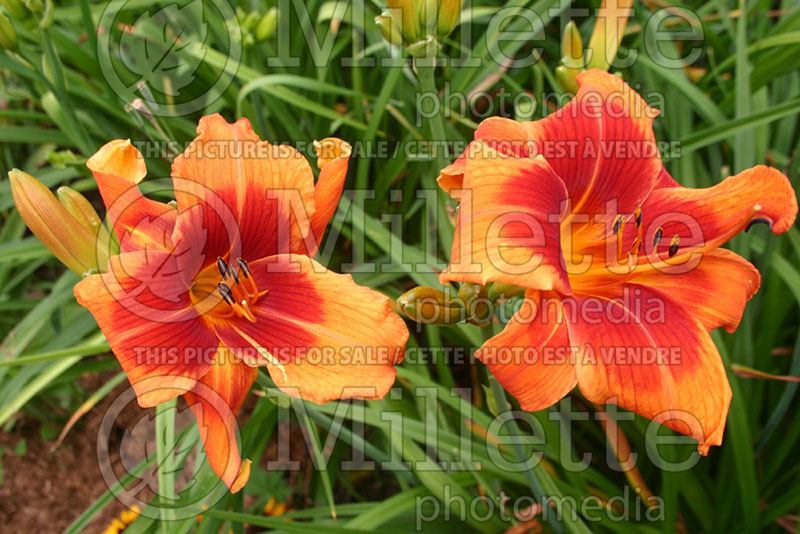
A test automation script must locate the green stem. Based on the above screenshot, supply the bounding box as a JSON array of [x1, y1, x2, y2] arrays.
[[155, 399, 177, 529], [415, 58, 454, 260], [481, 327, 591, 534]]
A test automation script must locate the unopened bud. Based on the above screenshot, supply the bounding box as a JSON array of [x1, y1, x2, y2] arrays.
[[458, 283, 492, 326], [57, 186, 116, 264], [375, 10, 403, 48], [0, 11, 17, 51], [397, 286, 464, 325], [555, 65, 580, 94], [587, 0, 633, 71], [436, 0, 462, 40], [386, 0, 420, 44], [1, 0, 29, 21], [255, 7, 278, 41], [561, 21, 584, 69], [488, 282, 526, 301], [9, 169, 102, 275]]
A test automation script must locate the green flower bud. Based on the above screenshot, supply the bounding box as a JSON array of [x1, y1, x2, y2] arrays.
[[0, 11, 17, 51], [397, 286, 464, 326], [255, 7, 278, 41]]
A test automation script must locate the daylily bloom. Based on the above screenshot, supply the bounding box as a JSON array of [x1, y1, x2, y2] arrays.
[[438, 70, 797, 453], [64, 114, 407, 491]]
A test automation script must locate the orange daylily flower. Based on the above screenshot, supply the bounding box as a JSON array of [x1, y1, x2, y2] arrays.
[[438, 70, 797, 453], [72, 114, 408, 490]]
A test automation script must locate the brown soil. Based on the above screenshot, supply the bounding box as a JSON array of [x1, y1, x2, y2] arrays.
[[0, 372, 131, 534]]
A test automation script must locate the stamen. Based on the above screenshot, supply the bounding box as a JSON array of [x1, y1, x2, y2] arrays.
[[216, 257, 229, 277], [613, 215, 624, 235], [668, 235, 680, 258], [614, 216, 625, 262], [229, 267, 240, 286], [237, 258, 251, 278], [634, 206, 642, 228], [237, 300, 257, 322], [217, 282, 235, 305], [652, 227, 663, 247]]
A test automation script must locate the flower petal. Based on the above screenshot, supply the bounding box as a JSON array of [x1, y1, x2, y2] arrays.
[[213, 255, 408, 404], [438, 117, 529, 196], [477, 291, 576, 411], [626, 248, 760, 333], [633, 165, 797, 262], [440, 143, 571, 294], [183, 346, 257, 492], [170, 114, 316, 269], [74, 251, 216, 407], [567, 285, 732, 453], [87, 140, 177, 253], [522, 69, 662, 218], [308, 138, 352, 255]]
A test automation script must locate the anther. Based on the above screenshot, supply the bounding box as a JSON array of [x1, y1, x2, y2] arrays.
[[613, 215, 623, 235], [652, 227, 663, 247], [237, 258, 251, 278], [216, 257, 229, 277], [229, 267, 240, 285], [217, 282, 235, 305], [635, 206, 642, 227], [668, 235, 680, 258]]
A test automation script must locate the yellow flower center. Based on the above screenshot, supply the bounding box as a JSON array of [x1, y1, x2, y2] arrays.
[[190, 257, 266, 322]]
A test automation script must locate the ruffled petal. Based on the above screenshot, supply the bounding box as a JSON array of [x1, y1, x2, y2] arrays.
[[74, 251, 217, 407], [477, 291, 576, 411], [213, 255, 408, 404], [308, 138, 352, 255], [170, 114, 316, 269], [566, 285, 732, 453], [626, 248, 760, 333], [437, 117, 530, 196], [183, 346, 257, 492], [639, 165, 796, 257], [87, 140, 177, 253], [440, 144, 571, 294], [521, 69, 662, 218]]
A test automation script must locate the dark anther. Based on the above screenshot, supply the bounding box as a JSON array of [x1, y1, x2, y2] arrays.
[[653, 227, 663, 247], [217, 283, 234, 305], [216, 257, 229, 277], [613, 216, 623, 235], [229, 267, 240, 285], [237, 258, 251, 278], [635, 208, 642, 227], [745, 217, 771, 233], [668, 242, 679, 258]]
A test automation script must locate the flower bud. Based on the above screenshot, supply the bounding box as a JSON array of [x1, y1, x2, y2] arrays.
[[555, 65, 580, 94], [255, 7, 278, 41], [458, 283, 492, 326], [379, 0, 461, 57], [561, 20, 584, 69], [9, 169, 102, 275], [0, 11, 17, 51], [57, 186, 116, 264], [436, 0, 462, 40], [487, 282, 526, 301], [375, 10, 403, 47], [1, 0, 29, 21], [386, 0, 420, 44], [397, 286, 464, 325], [587, 0, 633, 71]]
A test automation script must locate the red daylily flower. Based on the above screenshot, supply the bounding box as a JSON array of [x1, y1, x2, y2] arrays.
[[439, 70, 797, 453], [75, 114, 408, 490]]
